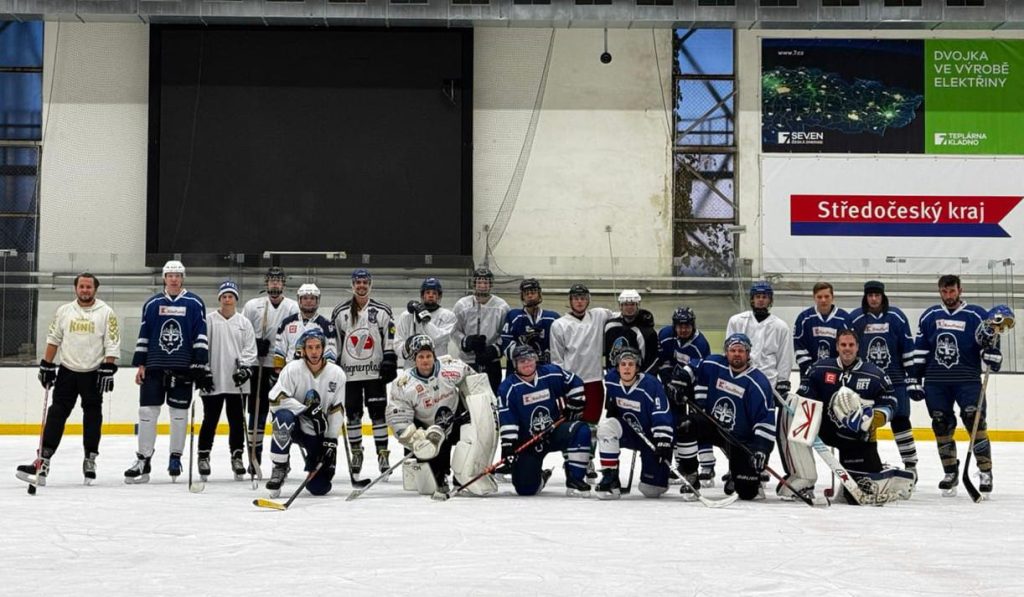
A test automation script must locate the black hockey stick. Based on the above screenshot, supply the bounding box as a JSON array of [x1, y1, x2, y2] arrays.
[[253, 461, 325, 511], [620, 450, 638, 495], [962, 368, 992, 503], [451, 416, 567, 497], [188, 400, 205, 493], [26, 386, 51, 495], [622, 417, 738, 508], [340, 415, 371, 489]]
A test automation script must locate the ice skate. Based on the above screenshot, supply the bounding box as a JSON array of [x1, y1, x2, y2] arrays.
[[16, 458, 49, 487], [595, 468, 621, 500], [197, 450, 211, 481], [565, 476, 592, 498], [265, 463, 289, 498], [83, 453, 97, 485], [168, 452, 183, 481], [978, 470, 992, 496], [698, 465, 716, 488], [231, 450, 246, 481], [939, 470, 959, 497], [124, 453, 152, 484]]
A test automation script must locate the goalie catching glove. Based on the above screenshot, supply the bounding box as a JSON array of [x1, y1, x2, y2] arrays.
[[398, 425, 446, 460], [830, 386, 877, 437]]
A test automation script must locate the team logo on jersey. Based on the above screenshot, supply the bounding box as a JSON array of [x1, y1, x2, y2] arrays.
[[441, 369, 460, 381], [711, 398, 737, 430], [530, 407, 554, 439], [368, 308, 378, 324], [328, 381, 337, 392], [867, 337, 891, 370], [816, 341, 831, 362], [935, 333, 960, 369], [936, 319, 967, 332], [522, 389, 549, 406], [715, 378, 744, 398], [158, 319, 184, 354], [159, 305, 187, 317], [434, 406, 454, 429], [673, 349, 692, 365], [345, 327, 375, 361]]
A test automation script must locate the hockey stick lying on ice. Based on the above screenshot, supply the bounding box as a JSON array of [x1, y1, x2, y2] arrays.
[[685, 394, 816, 507], [449, 416, 567, 498], [622, 416, 738, 508], [253, 461, 325, 511]]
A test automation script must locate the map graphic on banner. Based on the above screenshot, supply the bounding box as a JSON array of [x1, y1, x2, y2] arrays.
[[762, 39, 1024, 155]]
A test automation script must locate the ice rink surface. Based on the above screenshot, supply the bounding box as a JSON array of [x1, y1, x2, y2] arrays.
[[4, 435, 1023, 597]]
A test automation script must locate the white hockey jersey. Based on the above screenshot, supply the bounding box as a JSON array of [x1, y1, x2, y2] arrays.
[[451, 294, 510, 364], [268, 359, 347, 439], [203, 310, 258, 396], [242, 296, 299, 368], [386, 355, 473, 435], [273, 313, 338, 369], [46, 299, 121, 372], [725, 310, 794, 388], [332, 298, 396, 383], [394, 307, 457, 368], [549, 307, 614, 383]]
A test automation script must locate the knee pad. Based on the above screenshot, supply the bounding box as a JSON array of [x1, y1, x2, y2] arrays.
[[960, 406, 986, 431], [930, 411, 956, 437], [596, 418, 622, 443], [638, 481, 667, 498], [306, 471, 334, 496]]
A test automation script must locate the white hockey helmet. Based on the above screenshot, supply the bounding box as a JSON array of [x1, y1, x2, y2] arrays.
[[297, 283, 321, 298], [617, 289, 641, 305], [162, 260, 186, 277]]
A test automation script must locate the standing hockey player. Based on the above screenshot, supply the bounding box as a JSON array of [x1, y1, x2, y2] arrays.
[[241, 266, 298, 475], [197, 281, 258, 481], [125, 260, 211, 484], [793, 281, 851, 379], [501, 278, 560, 371], [387, 335, 475, 500], [672, 334, 775, 501], [331, 269, 398, 478], [394, 277, 457, 368], [595, 347, 674, 499], [265, 328, 347, 498], [16, 273, 120, 487], [452, 266, 509, 393], [779, 329, 913, 504], [849, 280, 918, 476], [273, 283, 337, 368], [603, 289, 659, 373], [498, 345, 591, 497], [913, 275, 1001, 496]]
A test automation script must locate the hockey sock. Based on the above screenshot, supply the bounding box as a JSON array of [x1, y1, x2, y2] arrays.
[[346, 416, 362, 451], [890, 416, 918, 468], [168, 407, 189, 455], [371, 418, 389, 452], [137, 406, 161, 458]]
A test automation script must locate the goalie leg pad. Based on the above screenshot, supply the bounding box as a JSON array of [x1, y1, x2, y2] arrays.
[[777, 400, 818, 495], [402, 459, 438, 495], [847, 467, 915, 505], [451, 380, 499, 496]]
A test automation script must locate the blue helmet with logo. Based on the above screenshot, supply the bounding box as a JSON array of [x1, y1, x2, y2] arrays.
[[723, 333, 752, 353], [421, 277, 443, 297]]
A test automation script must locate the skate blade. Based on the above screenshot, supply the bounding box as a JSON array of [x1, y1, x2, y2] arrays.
[[700, 479, 716, 489], [15, 471, 46, 486], [596, 490, 621, 501], [680, 493, 700, 502], [941, 487, 958, 497], [84, 477, 95, 486], [253, 498, 286, 510], [124, 474, 150, 485], [565, 489, 592, 498]]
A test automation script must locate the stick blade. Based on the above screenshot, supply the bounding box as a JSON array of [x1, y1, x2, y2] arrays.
[[189, 482, 206, 494], [701, 493, 740, 509], [253, 498, 287, 510], [351, 478, 371, 489]]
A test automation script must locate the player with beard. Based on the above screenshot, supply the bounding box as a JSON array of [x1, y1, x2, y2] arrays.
[[501, 278, 560, 372]]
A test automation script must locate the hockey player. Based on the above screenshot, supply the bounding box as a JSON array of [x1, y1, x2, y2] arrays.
[[16, 273, 120, 488], [387, 335, 475, 500], [793, 281, 851, 378], [849, 280, 918, 476], [912, 275, 1001, 496], [332, 268, 398, 478], [241, 267, 298, 475], [595, 347, 674, 499], [197, 281, 258, 481], [500, 278, 560, 371], [394, 277, 457, 368], [603, 289, 659, 373], [778, 329, 911, 504], [273, 283, 338, 368], [498, 345, 592, 497], [125, 260, 211, 484], [452, 266, 509, 393], [671, 334, 775, 501], [265, 328, 347, 498]]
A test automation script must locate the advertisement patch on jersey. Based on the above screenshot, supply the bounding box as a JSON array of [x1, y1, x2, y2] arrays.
[[825, 371, 838, 384], [812, 326, 837, 339], [864, 323, 890, 334], [522, 389, 550, 406], [159, 306, 187, 317], [790, 194, 1021, 237], [288, 324, 298, 333], [856, 379, 870, 391], [715, 378, 745, 398], [440, 370, 460, 381], [936, 319, 967, 332], [615, 397, 641, 412]]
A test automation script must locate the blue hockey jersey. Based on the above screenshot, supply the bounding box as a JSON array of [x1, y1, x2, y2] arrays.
[[691, 355, 775, 451], [500, 308, 560, 365], [604, 369, 674, 445], [849, 307, 915, 384], [793, 305, 851, 377], [132, 290, 208, 370], [657, 326, 711, 384], [498, 364, 584, 444], [913, 302, 992, 384], [797, 357, 896, 441]]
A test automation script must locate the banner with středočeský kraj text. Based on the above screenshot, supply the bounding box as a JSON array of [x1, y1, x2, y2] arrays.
[[762, 39, 1024, 155], [761, 155, 1024, 275]]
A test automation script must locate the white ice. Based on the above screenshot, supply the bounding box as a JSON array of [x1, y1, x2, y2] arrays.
[[3, 435, 1023, 597]]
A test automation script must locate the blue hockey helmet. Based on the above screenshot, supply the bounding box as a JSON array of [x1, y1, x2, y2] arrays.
[[672, 307, 696, 326], [723, 333, 752, 353], [421, 277, 443, 298], [750, 280, 773, 298], [512, 344, 539, 363], [351, 268, 372, 284], [296, 328, 327, 353], [611, 345, 641, 365]]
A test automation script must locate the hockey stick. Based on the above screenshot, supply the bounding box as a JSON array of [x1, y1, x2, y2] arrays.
[[962, 367, 992, 503], [622, 417, 738, 508], [188, 400, 205, 493], [620, 450, 638, 495], [686, 395, 816, 507], [253, 461, 325, 511], [340, 415, 371, 489], [249, 303, 270, 482], [27, 386, 51, 495], [451, 415, 567, 497]]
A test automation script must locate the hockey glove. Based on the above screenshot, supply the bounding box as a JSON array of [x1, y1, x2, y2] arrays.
[[96, 363, 118, 393], [982, 347, 1003, 372], [775, 379, 791, 397], [558, 394, 585, 421], [379, 352, 398, 384], [190, 364, 215, 393], [304, 391, 329, 437], [255, 338, 271, 358], [654, 435, 673, 464], [414, 304, 432, 325], [412, 425, 446, 460], [320, 439, 338, 466], [905, 378, 926, 402], [841, 405, 873, 436], [232, 366, 252, 388], [749, 450, 768, 472], [38, 359, 57, 389], [406, 300, 420, 314], [475, 345, 501, 366], [500, 438, 518, 463]]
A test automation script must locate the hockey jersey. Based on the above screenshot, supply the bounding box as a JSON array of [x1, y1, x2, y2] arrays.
[[793, 305, 851, 377], [603, 370, 674, 445], [332, 298, 396, 383], [549, 307, 614, 384], [604, 309, 659, 373], [394, 307, 457, 368], [204, 310, 258, 395], [690, 355, 776, 451], [498, 363, 584, 444], [268, 359, 347, 439], [47, 298, 121, 372], [913, 302, 992, 384], [242, 296, 299, 368], [849, 307, 915, 385], [273, 312, 338, 368], [657, 326, 710, 385], [387, 355, 473, 435], [451, 294, 510, 365], [797, 357, 896, 441], [726, 310, 794, 388], [132, 290, 208, 370], [501, 307, 560, 367]]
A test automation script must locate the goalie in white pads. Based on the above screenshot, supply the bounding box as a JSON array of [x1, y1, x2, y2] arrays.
[[778, 329, 914, 505], [265, 328, 347, 498]]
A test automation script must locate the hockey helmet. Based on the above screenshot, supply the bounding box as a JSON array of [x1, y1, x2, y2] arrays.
[[611, 345, 641, 365], [472, 267, 493, 283], [519, 278, 542, 295], [421, 277, 443, 298], [162, 260, 186, 277], [351, 268, 372, 284], [723, 333, 752, 353], [265, 267, 287, 282], [568, 283, 590, 299], [672, 307, 696, 326], [297, 328, 327, 352], [750, 280, 774, 298], [297, 283, 321, 298], [406, 334, 435, 358], [617, 289, 641, 305], [512, 344, 539, 363]]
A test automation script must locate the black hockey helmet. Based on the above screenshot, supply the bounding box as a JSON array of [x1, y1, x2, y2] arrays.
[[568, 283, 590, 298], [265, 266, 287, 283], [672, 307, 696, 326]]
